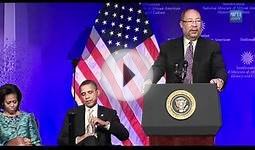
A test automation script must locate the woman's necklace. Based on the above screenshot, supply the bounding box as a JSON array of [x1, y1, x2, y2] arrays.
[[3, 111, 20, 117], [3, 111, 21, 136]]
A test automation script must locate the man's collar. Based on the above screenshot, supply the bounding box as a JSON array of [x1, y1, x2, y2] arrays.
[[85, 103, 98, 111], [183, 37, 198, 46]]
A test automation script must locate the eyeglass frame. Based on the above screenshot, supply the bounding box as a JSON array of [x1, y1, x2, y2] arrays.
[[182, 19, 202, 25]]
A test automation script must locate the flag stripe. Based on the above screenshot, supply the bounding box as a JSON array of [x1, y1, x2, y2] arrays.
[[144, 37, 159, 60], [120, 61, 143, 110]]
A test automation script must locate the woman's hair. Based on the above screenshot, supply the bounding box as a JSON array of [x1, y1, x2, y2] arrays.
[[0, 84, 22, 110]]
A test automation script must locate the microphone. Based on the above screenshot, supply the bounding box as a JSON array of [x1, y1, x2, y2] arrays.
[[68, 111, 76, 145], [181, 60, 188, 82], [183, 60, 189, 74], [183, 60, 188, 71], [174, 62, 182, 83], [174, 63, 179, 75]]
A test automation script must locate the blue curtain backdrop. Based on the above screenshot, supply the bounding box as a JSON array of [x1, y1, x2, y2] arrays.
[[0, 3, 254, 145]]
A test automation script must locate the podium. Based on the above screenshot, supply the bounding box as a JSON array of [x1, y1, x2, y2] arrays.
[[142, 83, 222, 146]]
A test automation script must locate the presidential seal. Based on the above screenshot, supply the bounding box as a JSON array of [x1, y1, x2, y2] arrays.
[[166, 90, 196, 120]]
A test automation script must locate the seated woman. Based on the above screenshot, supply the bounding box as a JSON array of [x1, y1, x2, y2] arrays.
[[0, 84, 41, 146]]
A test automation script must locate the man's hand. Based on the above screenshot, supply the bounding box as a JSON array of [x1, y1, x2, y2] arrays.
[[210, 78, 224, 91], [23, 138, 32, 146], [76, 133, 94, 144], [90, 117, 110, 127], [6, 137, 32, 146]]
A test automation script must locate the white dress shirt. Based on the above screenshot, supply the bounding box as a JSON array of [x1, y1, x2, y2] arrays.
[[85, 104, 98, 131], [183, 37, 197, 57], [75, 104, 112, 144]]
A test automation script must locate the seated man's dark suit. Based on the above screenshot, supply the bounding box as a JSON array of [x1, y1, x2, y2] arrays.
[[58, 105, 129, 146]]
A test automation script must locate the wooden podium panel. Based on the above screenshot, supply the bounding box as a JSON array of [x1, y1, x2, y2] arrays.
[[149, 135, 215, 146]]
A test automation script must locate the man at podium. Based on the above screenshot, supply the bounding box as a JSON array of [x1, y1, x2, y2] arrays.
[[142, 8, 227, 146], [145, 8, 227, 91]]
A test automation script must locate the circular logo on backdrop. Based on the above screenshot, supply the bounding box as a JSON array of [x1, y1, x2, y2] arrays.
[[100, 49, 154, 102], [166, 90, 196, 120], [241, 51, 254, 65]]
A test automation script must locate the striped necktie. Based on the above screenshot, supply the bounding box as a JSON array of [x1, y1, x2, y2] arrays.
[[86, 108, 94, 134], [184, 41, 193, 84]]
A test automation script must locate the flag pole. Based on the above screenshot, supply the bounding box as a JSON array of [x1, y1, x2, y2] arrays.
[[72, 59, 79, 101]]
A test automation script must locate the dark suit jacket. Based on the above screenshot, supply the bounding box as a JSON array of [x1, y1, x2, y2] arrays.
[[58, 105, 129, 146], [150, 36, 227, 84]]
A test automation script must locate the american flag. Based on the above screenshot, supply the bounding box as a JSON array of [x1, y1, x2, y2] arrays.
[[72, 2, 162, 145]]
